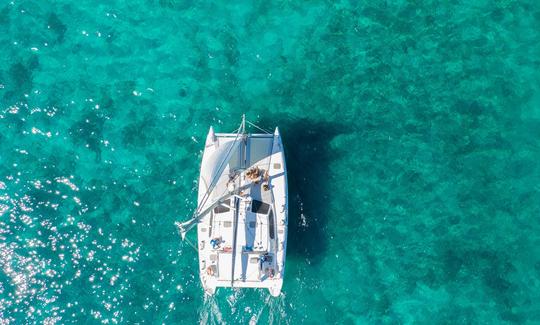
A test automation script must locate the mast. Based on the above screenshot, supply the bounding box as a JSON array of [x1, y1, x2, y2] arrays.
[[231, 197, 240, 286], [231, 113, 246, 286]]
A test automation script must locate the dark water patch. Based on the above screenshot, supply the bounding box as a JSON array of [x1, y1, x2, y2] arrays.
[[437, 245, 522, 319], [90, 86, 119, 121], [82, 185, 137, 227], [155, 0, 193, 11], [454, 100, 484, 118], [69, 111, 105, 160], [105, 29, 117, 45], [112, 80, 137, 100], [218, 27, 240, 66], [442, 249, 464, 282], [9, 60, 35, 96], [121, 115, 157, 148], [0, 5, 10, 26], [217, 72, 243, 104], [191, 41, 210, 73], [145, 156, 194, 209], [178, 87, 187, 97], [244, 1, 273, 35], [47, 13, 67, 43]]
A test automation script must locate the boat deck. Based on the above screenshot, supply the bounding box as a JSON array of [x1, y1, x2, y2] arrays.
[[196, 130, 287, 296]]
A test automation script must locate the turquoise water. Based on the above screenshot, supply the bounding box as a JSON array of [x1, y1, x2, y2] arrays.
[[1, 0, 540, 323]]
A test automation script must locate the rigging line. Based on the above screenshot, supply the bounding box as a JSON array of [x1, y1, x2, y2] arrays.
[[265, 131, 276, 179], [183, 233, 198, 252], [246, 120, 272, 134], [232, 124, 242, 134]]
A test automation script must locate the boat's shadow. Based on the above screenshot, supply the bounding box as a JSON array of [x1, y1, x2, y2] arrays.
[[260, 116, 349, 265]]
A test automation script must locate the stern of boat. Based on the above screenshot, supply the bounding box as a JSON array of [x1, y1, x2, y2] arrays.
[[268, 279, 283, 297]]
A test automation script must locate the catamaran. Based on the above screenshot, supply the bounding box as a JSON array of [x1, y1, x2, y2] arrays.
[[176, 115, 288, 297]]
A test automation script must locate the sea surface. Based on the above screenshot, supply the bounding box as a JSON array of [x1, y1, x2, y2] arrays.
[[1, 1, 540, 324]]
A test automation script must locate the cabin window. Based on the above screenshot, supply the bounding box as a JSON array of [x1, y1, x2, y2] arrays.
[[269, 211, 275, 239], [251, 200, 270, 214], [214, 199, 231, 214]]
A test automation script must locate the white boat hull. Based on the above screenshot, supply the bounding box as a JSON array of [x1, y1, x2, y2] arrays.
[[195, 125, 288, 297]]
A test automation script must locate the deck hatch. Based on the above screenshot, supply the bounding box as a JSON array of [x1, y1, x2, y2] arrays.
[[251, 200, 270, 214], [214, 199, 231, 214], [269, 211, 275, 239]]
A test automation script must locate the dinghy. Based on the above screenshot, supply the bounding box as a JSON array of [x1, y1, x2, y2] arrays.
[[176, 115, 288, 297]]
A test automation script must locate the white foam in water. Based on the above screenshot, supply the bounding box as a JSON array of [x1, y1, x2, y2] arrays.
[[200, 295, 225, 325]]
